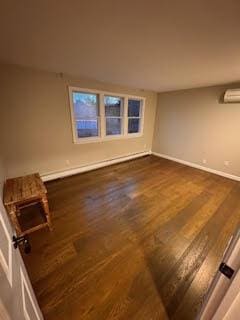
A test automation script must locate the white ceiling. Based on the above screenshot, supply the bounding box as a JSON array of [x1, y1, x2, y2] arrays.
[[1, 0, 240, 92]]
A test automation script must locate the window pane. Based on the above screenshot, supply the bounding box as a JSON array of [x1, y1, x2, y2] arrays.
[[73, 92, 99, 118], [128, 118, 140, 133], [104, 96, 123, 116], [106, 118, 122, 135], [76, 120, 98, 138], [128, 99, 141, 117]]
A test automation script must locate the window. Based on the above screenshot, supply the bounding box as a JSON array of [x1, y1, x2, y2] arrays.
[[128, 99, 142, 134], [104, 96, 123, 135], [69, 87, 145, 143], [72, 91, 100, 138]]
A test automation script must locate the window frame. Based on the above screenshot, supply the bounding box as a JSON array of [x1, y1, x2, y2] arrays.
[[72, 91, 100, 140], [104, 95, 124, 137], [68, 86, 145, 144], [127, 98, 144, 135]]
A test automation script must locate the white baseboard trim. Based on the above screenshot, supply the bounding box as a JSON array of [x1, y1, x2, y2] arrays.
[[152, 152, 240, 182], [41, 151, 151, 182]]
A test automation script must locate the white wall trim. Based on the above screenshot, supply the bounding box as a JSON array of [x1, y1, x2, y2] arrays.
[[41, 151, 151, 182], [152, 152, 240, 182]]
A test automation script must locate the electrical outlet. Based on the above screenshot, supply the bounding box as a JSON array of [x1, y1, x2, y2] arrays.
[[202, 159, 207, 164], [224, 160, 230, 167]]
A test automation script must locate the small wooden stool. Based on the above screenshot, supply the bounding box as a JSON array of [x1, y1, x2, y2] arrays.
[[3, 173, 52, 236]]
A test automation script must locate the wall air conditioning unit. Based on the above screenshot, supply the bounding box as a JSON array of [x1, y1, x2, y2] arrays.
[[224, 89, 240, 103]]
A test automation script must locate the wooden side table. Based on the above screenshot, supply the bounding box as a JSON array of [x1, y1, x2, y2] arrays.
[[3, 173, 52, 236]]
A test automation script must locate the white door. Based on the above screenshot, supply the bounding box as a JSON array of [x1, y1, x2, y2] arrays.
[[197, 228, 240, 320], [0, 194, 43, 320]]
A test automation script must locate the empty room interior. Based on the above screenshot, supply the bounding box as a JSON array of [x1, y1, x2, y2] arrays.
[[0, 1, 240, 320]]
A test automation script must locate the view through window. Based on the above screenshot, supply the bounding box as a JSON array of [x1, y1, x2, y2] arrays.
[[72, 92, 99, 138], [69, 87, 144, 143]]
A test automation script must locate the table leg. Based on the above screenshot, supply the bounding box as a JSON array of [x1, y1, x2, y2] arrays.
[[7, 204, 22, 235], [16, 206, 21, 217], [41, 195, 53, 231]]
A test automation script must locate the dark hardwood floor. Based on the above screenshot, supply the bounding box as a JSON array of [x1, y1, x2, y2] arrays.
[[21, 155, 240, 320]]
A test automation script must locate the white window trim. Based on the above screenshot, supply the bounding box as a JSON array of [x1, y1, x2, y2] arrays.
[[68, 86, 145, 144]]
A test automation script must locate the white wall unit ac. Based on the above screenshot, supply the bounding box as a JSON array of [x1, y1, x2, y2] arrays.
[[224, 89, 240, 103]]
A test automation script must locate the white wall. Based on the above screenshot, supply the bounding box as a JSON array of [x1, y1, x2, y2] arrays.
[[0, 63, 157, 178], [152, 84, 240, 177], [0, 156, 6, 196]]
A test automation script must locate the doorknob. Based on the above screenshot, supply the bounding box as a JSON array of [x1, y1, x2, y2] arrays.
[[12, 235, 31, 254]]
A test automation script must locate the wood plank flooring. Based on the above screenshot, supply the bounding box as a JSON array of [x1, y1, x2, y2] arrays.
[[21, 156, 240, 320]]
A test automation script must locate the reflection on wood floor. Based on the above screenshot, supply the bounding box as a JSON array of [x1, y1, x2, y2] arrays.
[[22, 155, 240, 320]]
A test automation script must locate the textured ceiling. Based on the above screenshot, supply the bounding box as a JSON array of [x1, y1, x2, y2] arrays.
[[1, 0, 240, 92]]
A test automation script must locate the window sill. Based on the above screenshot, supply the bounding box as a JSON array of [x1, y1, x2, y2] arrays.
[[73, 133, 143, 144]]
